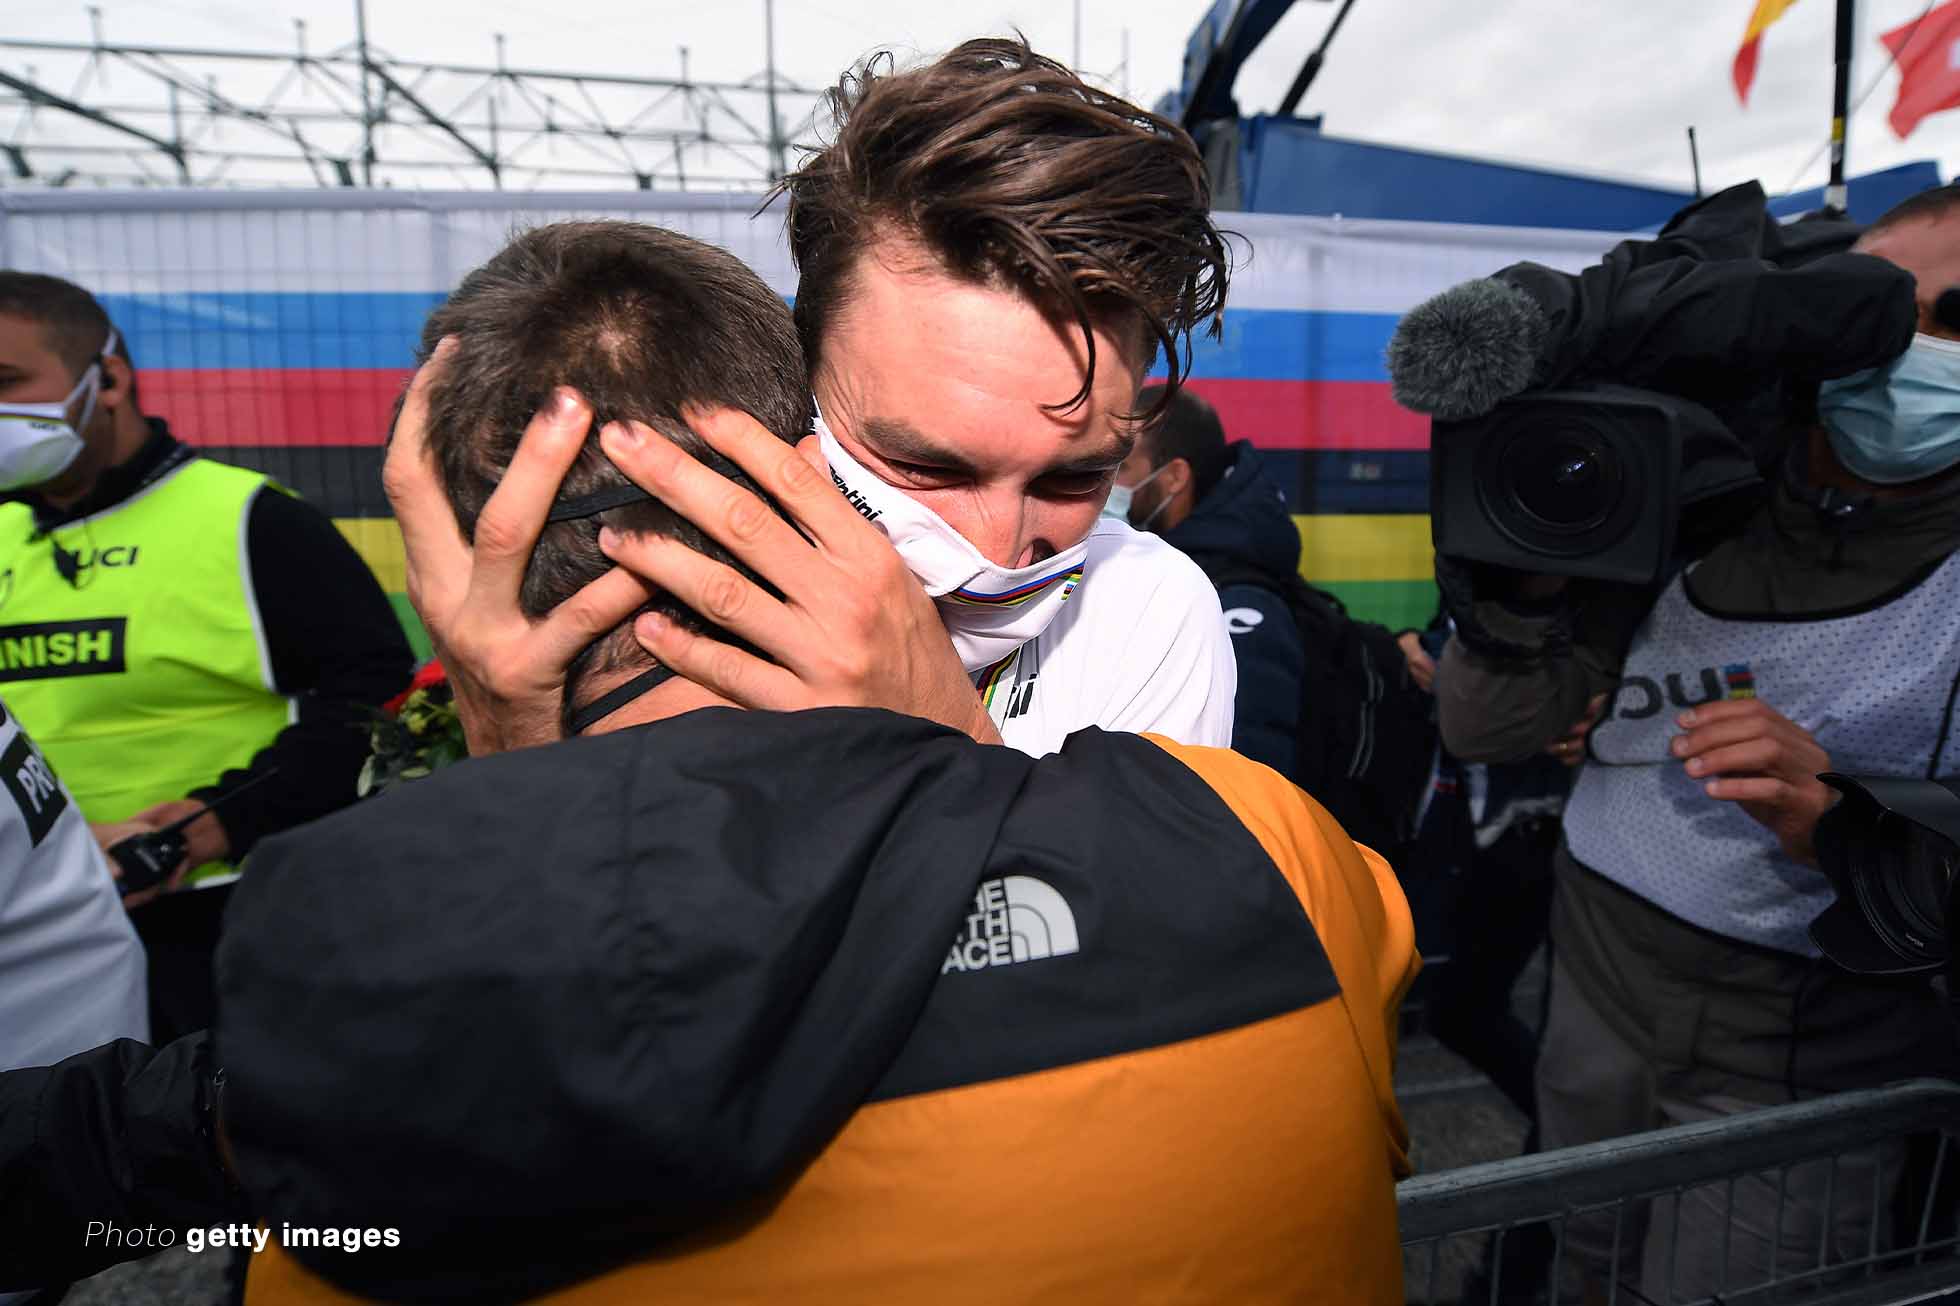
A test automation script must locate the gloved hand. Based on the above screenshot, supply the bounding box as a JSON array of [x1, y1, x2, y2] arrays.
[[1433, 553, 1575, 666]]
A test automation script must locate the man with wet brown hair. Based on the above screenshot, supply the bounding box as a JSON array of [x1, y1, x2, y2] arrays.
[[423, 38, 1243, 762], [783, 38, 1226, 414]]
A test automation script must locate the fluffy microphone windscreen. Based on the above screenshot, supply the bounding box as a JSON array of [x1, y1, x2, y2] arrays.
[[1387, 277, 1548, 420]]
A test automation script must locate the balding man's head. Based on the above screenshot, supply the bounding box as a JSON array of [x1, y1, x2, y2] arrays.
[[415, 220, 810, 729]]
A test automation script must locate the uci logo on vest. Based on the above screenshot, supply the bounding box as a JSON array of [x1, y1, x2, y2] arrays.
[[72, 545, 140, 570], [50, 544, 141, 586], [1606, 661, 1756, 721], [0, 618, 129, 682]]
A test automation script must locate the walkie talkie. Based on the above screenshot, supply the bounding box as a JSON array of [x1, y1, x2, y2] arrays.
[[110, 767, 279, 897]]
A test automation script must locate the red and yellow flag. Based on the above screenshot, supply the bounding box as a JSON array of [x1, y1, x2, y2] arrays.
[[1734, 0, 1802, 104]]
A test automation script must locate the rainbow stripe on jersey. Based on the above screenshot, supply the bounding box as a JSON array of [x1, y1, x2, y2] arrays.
[[944, 564, 1084, 608], [976, 652, 1019, 710]]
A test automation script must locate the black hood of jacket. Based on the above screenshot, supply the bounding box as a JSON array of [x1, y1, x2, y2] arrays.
[[1684, 438, 1960, 609], [1160, 441, 1301, 583]]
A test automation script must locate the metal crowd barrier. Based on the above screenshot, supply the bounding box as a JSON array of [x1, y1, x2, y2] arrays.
[[1398, 1078, 1960, 1306]]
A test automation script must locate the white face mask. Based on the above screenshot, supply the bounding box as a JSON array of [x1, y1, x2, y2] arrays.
[[816, 405, 1090, 674], [0, 329, 116, 492]]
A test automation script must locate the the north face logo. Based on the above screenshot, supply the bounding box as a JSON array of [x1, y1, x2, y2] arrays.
[[941, 875, 1080, 974]]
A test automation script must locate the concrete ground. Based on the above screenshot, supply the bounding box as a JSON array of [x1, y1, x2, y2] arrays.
[[1397, 950, 1543, 1306], [1398, 1035, 1535, 1305]]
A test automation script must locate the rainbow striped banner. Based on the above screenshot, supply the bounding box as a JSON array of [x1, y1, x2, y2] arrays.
[[0, 192, 1621, 643]]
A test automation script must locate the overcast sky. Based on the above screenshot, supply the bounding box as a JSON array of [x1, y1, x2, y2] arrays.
[[4, 0, 1956, 195]]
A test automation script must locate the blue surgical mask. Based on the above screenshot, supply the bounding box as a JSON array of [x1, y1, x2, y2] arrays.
[[1102, 461, 1171, 526], [1817, 333, 1960, 486]]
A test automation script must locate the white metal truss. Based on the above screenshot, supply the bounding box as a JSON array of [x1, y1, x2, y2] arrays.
[[0, 17, 825, 191]]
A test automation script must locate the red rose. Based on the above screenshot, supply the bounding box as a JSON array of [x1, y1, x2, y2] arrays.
[[383, 659, 448, 715]]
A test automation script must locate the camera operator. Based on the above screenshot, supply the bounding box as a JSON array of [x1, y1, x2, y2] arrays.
[[1422, 183, 1960, 1296]]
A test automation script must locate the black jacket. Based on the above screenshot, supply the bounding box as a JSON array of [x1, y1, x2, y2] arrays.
[[1162, 442, 1308, 775], [2, 708, 1376, 1302]]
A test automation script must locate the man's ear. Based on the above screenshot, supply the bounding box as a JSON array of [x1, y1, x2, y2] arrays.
[[1162, 456, 1194, 499], [98, 353, 135, 413]]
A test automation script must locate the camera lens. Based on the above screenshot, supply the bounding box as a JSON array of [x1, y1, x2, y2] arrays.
[[1502, 432, 1619, 532], [1463, 398, 1652, 569], [1859, 812, 1957, 965]]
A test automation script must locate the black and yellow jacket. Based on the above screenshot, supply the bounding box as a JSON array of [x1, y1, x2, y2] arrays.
[[2, 707, 1415, 1304]]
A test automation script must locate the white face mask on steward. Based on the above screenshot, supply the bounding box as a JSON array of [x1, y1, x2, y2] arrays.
[[815, 404, 1090, 674], [0, 328, 117, 492]]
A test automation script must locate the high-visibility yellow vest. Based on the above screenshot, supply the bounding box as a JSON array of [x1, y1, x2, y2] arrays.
[[0, 457, 293, 887]]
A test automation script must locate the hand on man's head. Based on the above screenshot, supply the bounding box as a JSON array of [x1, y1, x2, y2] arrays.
[[382, 339, 655, 756], [383, 341, 995, 748], [593, 407, 1001, 744]]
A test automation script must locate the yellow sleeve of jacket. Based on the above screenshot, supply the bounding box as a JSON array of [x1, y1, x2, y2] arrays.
[[1144, 733, 1418, 1180]]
